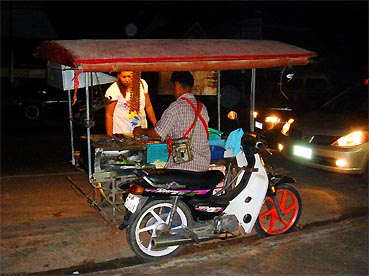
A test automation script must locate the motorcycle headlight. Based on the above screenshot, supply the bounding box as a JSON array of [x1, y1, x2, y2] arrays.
[[331, 130, 369, 147]]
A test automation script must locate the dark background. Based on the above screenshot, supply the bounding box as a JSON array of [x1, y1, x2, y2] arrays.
[[2, 1, 368, 71], [2, 1, 367, 115]]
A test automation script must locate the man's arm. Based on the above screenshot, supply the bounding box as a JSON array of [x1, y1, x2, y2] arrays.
[[133, 126, 161, 139], [144, 93, 157, 126]]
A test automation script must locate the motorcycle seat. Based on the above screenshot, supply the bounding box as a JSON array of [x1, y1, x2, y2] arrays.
[[141, 169, 225, 190]]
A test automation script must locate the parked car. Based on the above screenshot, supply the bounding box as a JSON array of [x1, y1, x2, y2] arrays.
[[278, 83, 368, 176], [2, 77, 108, 122]]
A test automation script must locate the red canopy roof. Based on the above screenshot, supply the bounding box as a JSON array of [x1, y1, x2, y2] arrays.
[[34, 39, 316, 72]]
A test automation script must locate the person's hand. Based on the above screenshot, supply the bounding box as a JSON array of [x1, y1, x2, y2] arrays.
[[133, 126, 143, 138]]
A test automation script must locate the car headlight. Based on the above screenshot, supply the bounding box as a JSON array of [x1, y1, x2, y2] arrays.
[[265, 116, 280, 124], [281, 119, 295, 135], [331, 130, 369, 147]]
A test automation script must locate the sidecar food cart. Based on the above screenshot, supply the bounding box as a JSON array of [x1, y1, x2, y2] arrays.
[[34, 39, 316, 225]]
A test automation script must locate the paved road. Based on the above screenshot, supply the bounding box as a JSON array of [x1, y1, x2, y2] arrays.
[[86, 216, 368, 276]]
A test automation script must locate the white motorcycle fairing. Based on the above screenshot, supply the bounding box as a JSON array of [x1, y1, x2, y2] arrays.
[[223, 152, 268, 234]]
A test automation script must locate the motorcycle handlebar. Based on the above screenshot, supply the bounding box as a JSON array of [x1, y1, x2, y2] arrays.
[[241, 132, 271, 156], [255, 141, 272, 155], [256, 141, 265, 150]]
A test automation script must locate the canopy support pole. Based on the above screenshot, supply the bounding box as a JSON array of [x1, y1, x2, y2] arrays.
[[85, 73, 93, 180], [217, 70, 221, 130], [250, 68, 256, 132], [67, 89, 76, 165]]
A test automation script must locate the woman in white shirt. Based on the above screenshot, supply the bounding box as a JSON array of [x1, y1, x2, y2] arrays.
[[105, 71, 157, 136]]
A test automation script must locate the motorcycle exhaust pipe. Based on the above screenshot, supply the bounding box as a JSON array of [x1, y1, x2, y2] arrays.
[[151, 234, 216, 248]]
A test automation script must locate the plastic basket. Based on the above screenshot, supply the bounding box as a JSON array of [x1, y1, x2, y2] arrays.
[[210, 145, 225, 160]]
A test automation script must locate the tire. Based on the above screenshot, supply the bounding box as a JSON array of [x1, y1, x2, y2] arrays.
[[255, 183, 302, 237], [24, 104, 41, 120], [126, 199, 193, 261], [360, 162, 368, 184]]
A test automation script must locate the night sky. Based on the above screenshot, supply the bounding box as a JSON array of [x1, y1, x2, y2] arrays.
[[1, 1, 368, 73]]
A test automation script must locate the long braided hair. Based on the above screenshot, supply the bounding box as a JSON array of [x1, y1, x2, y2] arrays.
[[129, 71, 141, 114]]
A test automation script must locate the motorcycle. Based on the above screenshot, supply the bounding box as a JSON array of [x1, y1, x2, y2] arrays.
[[118, 131, 302, 261]]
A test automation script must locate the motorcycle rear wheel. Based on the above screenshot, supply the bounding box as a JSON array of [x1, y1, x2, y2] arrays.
[[126, 199, 193, 261], [255, 183, 302, 237]]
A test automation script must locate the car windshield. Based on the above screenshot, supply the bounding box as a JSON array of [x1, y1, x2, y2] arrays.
[[321, 85, 368, 115]]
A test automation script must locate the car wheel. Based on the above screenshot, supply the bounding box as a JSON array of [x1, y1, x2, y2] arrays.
[[24, 104, 41, 120], [360, 162, 368, 184]]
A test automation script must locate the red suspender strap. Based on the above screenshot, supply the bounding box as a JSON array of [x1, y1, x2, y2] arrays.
[[167, 98, 209, 156], [167, 136, 173, 155], [181, 98, 209, 139], [182, 101, 201, 136]]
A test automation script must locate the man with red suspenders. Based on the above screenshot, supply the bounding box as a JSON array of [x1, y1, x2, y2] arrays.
[[133, 71, 210, 171]]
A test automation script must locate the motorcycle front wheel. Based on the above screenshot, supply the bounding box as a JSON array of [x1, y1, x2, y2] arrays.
[[126, 199, 193, 261], [255, 183, 302, 237]]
